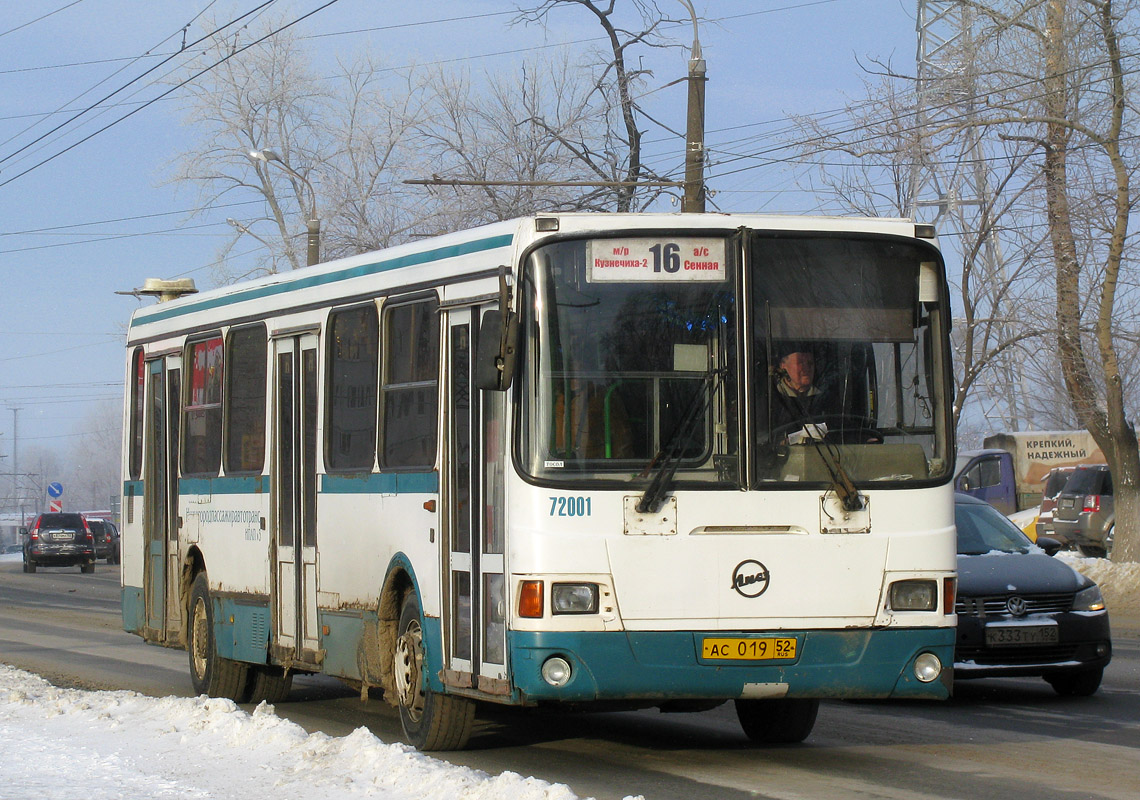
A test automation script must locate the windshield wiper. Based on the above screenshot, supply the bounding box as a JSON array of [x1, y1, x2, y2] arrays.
[[636, 368, 723, 514]]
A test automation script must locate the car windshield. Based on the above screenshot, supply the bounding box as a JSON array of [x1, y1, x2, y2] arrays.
[[956, 501, 1033, 555]]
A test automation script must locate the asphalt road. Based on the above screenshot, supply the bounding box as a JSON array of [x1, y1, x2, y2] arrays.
[[2, 559, 1139, 800]]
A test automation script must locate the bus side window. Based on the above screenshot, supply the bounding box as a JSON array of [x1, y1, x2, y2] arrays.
[[184, 334, 224, 476], [327, 304, 379, 471], [224, 325, 267, 474], [381, 297, 440, 469]]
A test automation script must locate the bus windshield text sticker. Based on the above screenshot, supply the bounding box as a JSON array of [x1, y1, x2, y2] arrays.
[[587, 238, 726, 283]]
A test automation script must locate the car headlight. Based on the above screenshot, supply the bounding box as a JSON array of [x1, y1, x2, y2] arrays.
[[1073, 584, 1106, 612], [551, 583, 599, 615], [889, 579, 937, 611]]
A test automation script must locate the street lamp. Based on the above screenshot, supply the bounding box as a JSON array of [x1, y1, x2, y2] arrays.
[[676, 0, 706, 213], [248, 148, 321, 266]]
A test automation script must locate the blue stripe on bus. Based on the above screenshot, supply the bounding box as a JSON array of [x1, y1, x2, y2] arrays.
[[121, 586, 144, 633], [124, 473, 436, 496], [179, 475, 270, 495], [322, 472, 439, 494], [132, 233, 514, 329]]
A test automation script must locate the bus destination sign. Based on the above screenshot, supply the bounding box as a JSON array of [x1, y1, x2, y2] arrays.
[[587, 238, 726, 283]]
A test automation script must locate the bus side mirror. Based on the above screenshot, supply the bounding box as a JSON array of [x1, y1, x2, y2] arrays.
[[476, 309, 519, 391]]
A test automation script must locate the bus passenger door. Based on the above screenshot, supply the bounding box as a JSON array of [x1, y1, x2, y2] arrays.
[[143, 355, 180, 643], [272, 334, 321, 662], [444, 308, 508, 693]]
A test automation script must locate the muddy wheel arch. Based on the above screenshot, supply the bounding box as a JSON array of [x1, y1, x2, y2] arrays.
[[362, 562, 416, 705]]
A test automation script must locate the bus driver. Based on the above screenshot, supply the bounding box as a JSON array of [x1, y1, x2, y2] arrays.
[[769, 343, 827, 436]]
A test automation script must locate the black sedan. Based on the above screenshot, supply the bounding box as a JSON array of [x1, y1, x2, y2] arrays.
[[954, 494, 1111, 696]]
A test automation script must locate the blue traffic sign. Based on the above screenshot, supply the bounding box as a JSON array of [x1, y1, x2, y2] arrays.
[[47, 482, 63, 498]]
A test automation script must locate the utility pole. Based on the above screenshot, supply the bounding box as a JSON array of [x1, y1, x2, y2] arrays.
[[678, 0, 706, 213], [9, 407, 22, 525]]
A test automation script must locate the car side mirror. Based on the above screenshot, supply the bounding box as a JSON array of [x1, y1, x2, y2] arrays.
[[1036, 535, 1063, 557], [18, 527, 27, 537]]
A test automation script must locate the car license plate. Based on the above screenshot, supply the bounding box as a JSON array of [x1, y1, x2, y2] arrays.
[[51, 531, 73, 542], [985, 625, 1059, 647], [701, 637, 797, 660]]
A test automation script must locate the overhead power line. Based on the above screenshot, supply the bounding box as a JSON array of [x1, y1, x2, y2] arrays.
[[0, 0, 342, 189], [0, 0, 85, 39], [0, 1, 279, 169]]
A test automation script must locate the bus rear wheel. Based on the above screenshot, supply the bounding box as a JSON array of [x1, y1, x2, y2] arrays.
[[188, 572, 249, 700], [734, 697, 819, 744], [394, 591, 475, 750]]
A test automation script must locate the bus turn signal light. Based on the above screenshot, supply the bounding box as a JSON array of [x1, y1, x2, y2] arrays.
[[519, 580, 544, 618]]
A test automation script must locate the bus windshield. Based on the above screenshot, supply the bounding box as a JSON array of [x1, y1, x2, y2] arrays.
[[519, 236, 738, 486], [517, 232, 952, 488]]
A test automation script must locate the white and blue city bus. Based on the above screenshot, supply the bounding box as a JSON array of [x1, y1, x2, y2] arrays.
[[121, 213, 957, 750]]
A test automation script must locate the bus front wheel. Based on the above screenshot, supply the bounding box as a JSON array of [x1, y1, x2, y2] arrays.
[[188, 572, 249, 701], [394, 591, 475, 750], [734, 697, 819, 744]]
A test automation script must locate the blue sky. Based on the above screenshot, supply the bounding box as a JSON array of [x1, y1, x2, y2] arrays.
[[0, 0, 921, 458]]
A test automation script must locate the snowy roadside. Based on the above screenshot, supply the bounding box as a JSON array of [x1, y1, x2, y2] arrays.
[[0, 664, 632, 800], [1058, 553, 1140, 636]]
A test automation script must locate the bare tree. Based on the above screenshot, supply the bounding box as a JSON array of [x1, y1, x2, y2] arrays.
[[514, 0, 681, 211], [787, 2, 1140, 561], [947, 0, 1140, 561], [171, 14, 640, 277], [787, 76, 1054, 434], [412, 53, 626, 225], [170, 19, 330, 279]]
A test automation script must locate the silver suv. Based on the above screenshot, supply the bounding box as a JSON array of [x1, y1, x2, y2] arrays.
[[1052, 465, 1114, 557]]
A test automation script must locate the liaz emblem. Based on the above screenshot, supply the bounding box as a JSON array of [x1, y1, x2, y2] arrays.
[[731, 559, 770, 598]]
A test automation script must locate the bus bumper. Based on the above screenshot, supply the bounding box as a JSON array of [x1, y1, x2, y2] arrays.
[[507, 627, 954, 703]]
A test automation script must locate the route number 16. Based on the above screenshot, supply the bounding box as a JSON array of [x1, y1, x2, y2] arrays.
[[649, 242, 681, 273]]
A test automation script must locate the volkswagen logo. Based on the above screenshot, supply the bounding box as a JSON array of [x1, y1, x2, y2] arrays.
[[1006, 596, 1028, 617], [731, 559, 770, 598]]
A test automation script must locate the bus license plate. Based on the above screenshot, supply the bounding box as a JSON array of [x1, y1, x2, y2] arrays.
[[701, 637, 797, 661], [985, 625, 1059, 647]]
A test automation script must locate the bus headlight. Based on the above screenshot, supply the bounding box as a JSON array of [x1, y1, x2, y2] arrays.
[[914, 652, 942, 683], [551, 583, 598, 615], [889, 580, 937, 611], [541, 656, 573, 687]]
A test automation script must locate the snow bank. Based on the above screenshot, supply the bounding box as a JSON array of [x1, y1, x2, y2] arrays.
[[0, 665, 630, 800], [1058, 552, 1140, 620]]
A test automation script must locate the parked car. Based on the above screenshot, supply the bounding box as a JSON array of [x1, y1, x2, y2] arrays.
[[1034, 465, 1076, 542], [22, 512, 96, 574], [86, 518, 120, 564], [954, 494, 1111, 696], [1052, 464, 1114, 557]]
